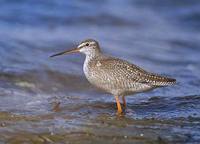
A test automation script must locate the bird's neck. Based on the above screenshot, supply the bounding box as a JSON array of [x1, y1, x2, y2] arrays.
[[85, 51, 101, 62], [83, 52, 99, 76], [83, 52, 100, 73]]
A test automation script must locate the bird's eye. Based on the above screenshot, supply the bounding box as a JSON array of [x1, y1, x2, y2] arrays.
[[86, 43, 89, 46]]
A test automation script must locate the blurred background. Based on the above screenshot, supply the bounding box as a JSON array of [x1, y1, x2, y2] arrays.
[[0, 0, 200, 143]]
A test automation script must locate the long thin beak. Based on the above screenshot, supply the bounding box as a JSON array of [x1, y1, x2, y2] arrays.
[[50, 47, 80, 58]]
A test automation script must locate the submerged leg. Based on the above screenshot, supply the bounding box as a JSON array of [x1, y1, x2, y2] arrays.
[[115, 96, 123, 114], [122, 96, 126, 109]]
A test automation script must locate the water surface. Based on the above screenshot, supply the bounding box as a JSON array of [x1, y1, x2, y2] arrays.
[[0, 0, 200, 143]]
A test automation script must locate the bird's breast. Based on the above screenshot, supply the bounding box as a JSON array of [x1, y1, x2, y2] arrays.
[[83, 56, 96, 80], [83, 58, 105, 86]]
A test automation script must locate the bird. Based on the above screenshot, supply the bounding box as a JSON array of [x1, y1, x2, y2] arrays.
[[50, 39, 176, 115]]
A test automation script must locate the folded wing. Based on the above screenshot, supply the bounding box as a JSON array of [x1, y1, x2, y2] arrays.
[[98, 57, 176, 86]]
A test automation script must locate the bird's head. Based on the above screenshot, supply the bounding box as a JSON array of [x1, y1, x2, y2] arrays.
[[50, 39, 101, 58]]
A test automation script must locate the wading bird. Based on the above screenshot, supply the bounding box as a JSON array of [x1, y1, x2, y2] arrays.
[[50, 39, 176, 115]]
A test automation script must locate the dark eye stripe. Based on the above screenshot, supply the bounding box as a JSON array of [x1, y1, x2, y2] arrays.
[[86, 43, 89, 46]]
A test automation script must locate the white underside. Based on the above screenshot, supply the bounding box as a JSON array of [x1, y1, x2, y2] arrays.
[[83, 55, 93, 80]]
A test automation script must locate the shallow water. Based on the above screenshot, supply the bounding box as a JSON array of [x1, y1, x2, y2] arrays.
[[0, 0, 200, 143]]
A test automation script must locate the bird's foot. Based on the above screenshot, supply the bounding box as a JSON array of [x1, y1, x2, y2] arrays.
[[116, 111, 124, 117]]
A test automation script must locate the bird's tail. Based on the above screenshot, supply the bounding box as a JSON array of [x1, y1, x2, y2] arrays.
[[145, 73, 176, 86], [157, 77, 176, 86]]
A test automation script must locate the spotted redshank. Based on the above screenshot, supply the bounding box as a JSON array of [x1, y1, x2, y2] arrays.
[[50, 39, 176, 115]]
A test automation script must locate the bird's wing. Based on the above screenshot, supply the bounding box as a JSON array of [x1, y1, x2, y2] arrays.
[[98, 57, 176, 86]]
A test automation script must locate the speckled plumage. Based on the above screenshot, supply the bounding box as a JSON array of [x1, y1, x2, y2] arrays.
[[51, 39, 176, 114], [84, 54, 175, 96]]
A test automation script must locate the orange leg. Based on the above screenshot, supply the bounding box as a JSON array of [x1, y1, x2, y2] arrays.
[[122, 96, 126, 109], [115, 96, 123, 114]]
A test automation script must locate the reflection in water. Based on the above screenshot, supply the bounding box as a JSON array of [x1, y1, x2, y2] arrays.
[[0, 0, 200, 143]]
